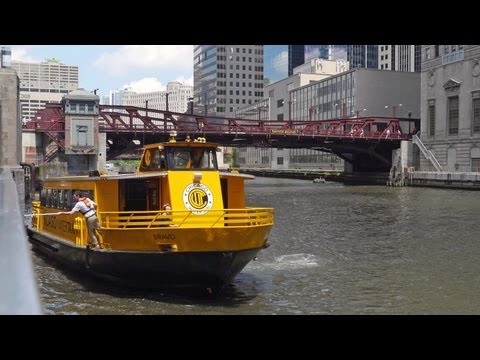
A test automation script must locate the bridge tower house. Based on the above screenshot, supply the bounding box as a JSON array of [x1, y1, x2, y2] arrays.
[[62, 88, 106, 175]]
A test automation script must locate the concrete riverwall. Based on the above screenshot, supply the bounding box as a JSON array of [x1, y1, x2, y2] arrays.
[[411, 171, 480, 190]]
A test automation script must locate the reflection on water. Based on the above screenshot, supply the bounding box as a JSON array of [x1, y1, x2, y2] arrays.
[[32, 178, 480, 314]]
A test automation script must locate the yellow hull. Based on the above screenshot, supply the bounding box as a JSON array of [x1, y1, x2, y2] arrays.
[[31, 204, 273, 252]]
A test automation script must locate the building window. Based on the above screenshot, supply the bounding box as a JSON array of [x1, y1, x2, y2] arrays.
[[277, 113, 284, 121], [277, 99, 284, 108], [261, 156, 269, 164], [448, 96, 459, 135], [472, 158, 480, 172], [277, 157, 283, 165], [425, 47, 431, 60], [473, 98, 480, 133], [428, 102, 435, 136]]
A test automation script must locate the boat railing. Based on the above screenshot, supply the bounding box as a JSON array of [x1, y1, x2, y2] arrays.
[[30, 201, 91, 247], [99, 208, 274, 229]]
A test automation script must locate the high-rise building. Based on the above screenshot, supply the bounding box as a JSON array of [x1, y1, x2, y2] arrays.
[[104, 90, 125, 106], [305, 45, 348, 62], [288, 45, 305, 76], [378, 45, 422, 72], [347, 45, 378, 69], [122, 81, 193, 113], [305, 45, 377, 69], [1, 46, 11, 68], [420, 45, 480, 172], [264, 45, 305, 84], [193, 45, 264, 118], [12, 58, 79, 122]]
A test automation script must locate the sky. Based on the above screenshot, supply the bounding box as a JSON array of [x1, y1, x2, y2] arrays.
[[7, 45, 194, 98]]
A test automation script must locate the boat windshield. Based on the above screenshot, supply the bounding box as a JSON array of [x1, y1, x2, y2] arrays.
[[139, 147, 166, 171], [166, 147, 218, 170]]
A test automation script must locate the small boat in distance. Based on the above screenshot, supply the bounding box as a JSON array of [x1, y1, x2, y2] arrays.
[[26, 134, 274, 294]]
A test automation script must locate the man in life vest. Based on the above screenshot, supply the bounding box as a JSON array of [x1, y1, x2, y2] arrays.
[[58, 192, 103, 249]]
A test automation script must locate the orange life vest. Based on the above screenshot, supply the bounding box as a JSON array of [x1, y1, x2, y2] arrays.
[[79, 197, 94, 214]]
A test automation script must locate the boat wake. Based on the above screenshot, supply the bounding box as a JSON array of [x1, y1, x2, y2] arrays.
[[249, 253, 321, 270]]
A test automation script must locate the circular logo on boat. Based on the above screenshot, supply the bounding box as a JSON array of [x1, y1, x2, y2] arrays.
[[183, 183, 213, 214], [144, 149, 152, 166]]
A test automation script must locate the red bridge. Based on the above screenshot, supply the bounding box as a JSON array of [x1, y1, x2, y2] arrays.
[[24, 103, 419, 172]]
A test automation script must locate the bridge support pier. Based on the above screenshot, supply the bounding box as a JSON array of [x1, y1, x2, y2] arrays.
[[388, 140, 414, 186]]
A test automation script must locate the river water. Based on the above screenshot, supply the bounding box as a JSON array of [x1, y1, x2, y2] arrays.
[[31, 178, 480, 314]]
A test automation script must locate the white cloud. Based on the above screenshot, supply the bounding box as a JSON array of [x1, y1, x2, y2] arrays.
[[121, 77, 166, 93], [10, 47, 40, 63], [174, 75, 193, 86], [93, 45, 193, 76], [273, 50, 288, 71]]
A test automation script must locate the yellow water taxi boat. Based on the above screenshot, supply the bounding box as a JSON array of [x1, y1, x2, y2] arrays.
[[26, 136, 274, 293]]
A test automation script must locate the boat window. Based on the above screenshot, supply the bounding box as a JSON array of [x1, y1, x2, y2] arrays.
[[139, 148, 166, 171], [166, 147, 218, 170], [58, 189, 72, 210], [41, 188, 94, 209], [64, 190, 73, 209], [40, 189, 46, 206], [46, 189, 52, 207], [52, 189, 59, 209], [58, 189, 65, 209]]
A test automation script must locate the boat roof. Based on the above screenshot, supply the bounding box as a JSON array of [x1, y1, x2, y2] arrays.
[[44, 172, 168, 182], [44, 171, 254, 183], [219, 172, 255, 180], [144, 139, 218, 150]]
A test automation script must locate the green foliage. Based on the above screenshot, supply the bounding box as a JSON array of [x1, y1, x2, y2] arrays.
[[111, 160, 140, 167]]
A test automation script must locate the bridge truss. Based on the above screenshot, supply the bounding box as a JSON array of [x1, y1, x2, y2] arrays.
[[24, 103, 419, 171]]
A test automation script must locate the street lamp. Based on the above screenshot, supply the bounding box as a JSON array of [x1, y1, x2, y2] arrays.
[[355, 108, 367, 118], [288, 98, 296, 121], [385, 103, 402, 117]]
